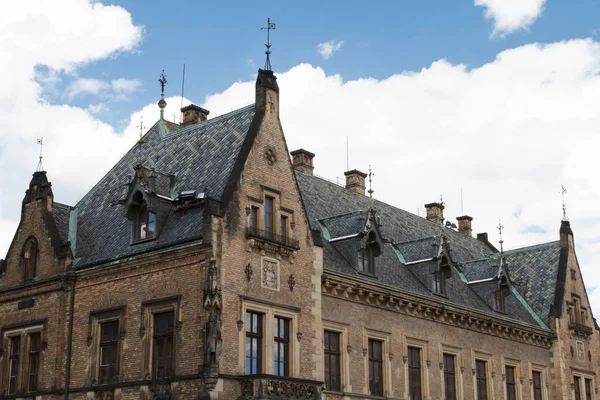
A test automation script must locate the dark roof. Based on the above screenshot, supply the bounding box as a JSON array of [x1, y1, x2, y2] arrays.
[[52, 202, 72, 244], [72, 105, 255, 268], [296, 171, 557, 329]]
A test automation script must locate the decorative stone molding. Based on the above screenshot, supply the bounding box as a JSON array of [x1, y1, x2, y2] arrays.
[[321, 274, 554, 349], [261, 258, 280, 291]]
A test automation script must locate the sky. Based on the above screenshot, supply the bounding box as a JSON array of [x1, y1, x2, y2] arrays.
[[1, 0, 600, 315]]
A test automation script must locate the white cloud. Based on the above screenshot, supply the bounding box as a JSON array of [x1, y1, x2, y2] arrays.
[[475, 0, 546, 37], [317, 40, 344, 60], [66, 77, 142, 99], [86, 103, 108, 114], [111, 78, 142, 94], [202, 39, 600, 316]]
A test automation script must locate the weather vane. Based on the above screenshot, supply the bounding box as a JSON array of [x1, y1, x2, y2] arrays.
[[159, 70, 167, 95], [261, 17, 276, 71], [367, 164, 375, 198], [497, 219, 504, 253], [36, 137, 46, 172], [560, 184, 568, 221]]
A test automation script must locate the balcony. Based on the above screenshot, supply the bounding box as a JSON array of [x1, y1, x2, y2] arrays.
[[569, 322, 593, 335], [246, 227, 300, 250], [239, 374, 322, 400]]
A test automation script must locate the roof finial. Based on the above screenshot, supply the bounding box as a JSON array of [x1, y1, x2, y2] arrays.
[[136, 116, 147, 166], [440, 194, 445, 207], [367, 164, 375, 199], [560, 184, 569, 222], [261, 18, 276, 71], [158, 70, 168, 120], [36, 137, 46, 172], [497, 219, 504, 254]]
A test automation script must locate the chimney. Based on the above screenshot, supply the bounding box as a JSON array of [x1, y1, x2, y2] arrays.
[[477, 232, 488, 242], [344, 170, 367, 195], [424, 202, 445, 224], [456, 215, 473, 237], [290, 149, 315, 175], [181, 104, 210, 126]]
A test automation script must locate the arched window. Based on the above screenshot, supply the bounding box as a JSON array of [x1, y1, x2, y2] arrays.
[[358, 232, 379, 275], [22, 238, 38, 281], [432, 256, 450, 295]]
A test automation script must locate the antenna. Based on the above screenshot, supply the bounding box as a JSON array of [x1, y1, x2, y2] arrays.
[[261, 18, 276, 71], [346, 136, 349, 171], [36, 137, 46, 172], [180, 63, 186, 123]]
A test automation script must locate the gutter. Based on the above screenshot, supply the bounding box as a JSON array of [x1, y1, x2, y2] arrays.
[[64, 273, 76, 400]]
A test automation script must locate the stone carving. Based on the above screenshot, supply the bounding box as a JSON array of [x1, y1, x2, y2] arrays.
[[265, 147, 277, 166], [202, 258, 223, 391], [204, 312, 223, 368], [262, 258, 279, 290], [577, 341, 585, 360]]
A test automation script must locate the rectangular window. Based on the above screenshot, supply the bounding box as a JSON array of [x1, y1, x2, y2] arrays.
[[359, 247, 374, 274], [27, 333, 41, 392], [8, 336, 20, 395], [273, 317, 289, 377], [476, 360, 488, 400], [153, 311, 175, 378], [99, 320, 119, 384], [280, 215, 288, 240], [250, 206, 259, 229], [505, 366, 516, 400], [433, 270, 445, 295], [245, 311, 262, 374], [264, 196, 274, 237], [574, 376, 582, 400], [532, 371, 543, 400], [408, 347, 422, 400], [585, 378, 592, 400], [368, 339, 383, 397], [443, 354, 457, 400], [324, 331, 341, 392]]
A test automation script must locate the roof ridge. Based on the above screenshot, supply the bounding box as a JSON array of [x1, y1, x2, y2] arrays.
[[167, 104, 255, 137], [502, 240, 560, 254]]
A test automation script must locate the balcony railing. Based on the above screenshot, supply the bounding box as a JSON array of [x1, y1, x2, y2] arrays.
[[569, 322, 593, 335], [239, 374, 322, 400], [246, 227, 300, 250]]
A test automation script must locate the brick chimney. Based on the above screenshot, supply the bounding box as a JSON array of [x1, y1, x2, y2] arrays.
[[424, 202, 445, 224], [456, 215, 473, 237], [290, 149, 315, 175], [181, 104, 210, 126], [344, 170, 367, 195]]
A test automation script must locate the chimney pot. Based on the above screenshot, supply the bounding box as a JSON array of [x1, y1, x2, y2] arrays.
[[290, 149, 315, 175], [456, 215, 473, 237], [180, 104, 210, 126], [344, 169, 367, 195], [424, 202, 445, 224]]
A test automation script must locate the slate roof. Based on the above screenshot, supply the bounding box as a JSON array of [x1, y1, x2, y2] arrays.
[[52, 202, 72, 244], [72, 105, 255, 268], [296, 171, 558, 329]]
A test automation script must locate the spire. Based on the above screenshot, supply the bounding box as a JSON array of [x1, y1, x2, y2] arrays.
[[158, 70, 168, 120], [261, 18, 276, 71], [36, 137, 46, 172], [497, 219, 504, 254], [560, 184, 569, 222]]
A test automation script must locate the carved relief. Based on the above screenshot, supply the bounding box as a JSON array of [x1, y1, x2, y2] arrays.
[[261, 257, 280, 291], [577, 341, 585, 360]]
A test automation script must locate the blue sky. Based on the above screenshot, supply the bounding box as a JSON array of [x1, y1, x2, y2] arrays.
[[2, 0, 600, 314], [55, 0, 600, 129]]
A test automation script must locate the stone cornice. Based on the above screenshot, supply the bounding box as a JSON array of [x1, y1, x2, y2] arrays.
[[322, 273, 554, 349]]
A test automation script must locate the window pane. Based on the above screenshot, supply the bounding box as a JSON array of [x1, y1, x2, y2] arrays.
[[9, 336, 21, 395], [280, 216, 287, 239], [245, 311, 263, 375], [368, 339, 383, 397], [476, 360, 488, 400], [585, 378, 593, 400], [444, 354, 456, 400], [505, 366, 516, 400], [265, 197, 274, 235], [408, 347, 422, 400], [533, 371, 543, 400], [324, 331, 341, 392], [153, 312, 175, 378], [574, 376, 582, 400], [273, 317, 289, 377]]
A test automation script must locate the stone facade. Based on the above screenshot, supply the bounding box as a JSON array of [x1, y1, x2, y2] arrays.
[[0, 67, 598, 400]]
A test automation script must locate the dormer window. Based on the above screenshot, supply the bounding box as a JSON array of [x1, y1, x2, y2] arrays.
[[137, 206, 156, 241], [494, 289, 507, 313], [22, 237, 38, 281], [358, 246, 375, 275], [432, 256, 450, 296]]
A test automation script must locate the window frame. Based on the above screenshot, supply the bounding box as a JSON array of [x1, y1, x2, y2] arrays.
[[239, 299, 299, 376], [439, 344, 463, 400], [475, 359, 488, 400], [21, 237, 38, 282], [505, 364, 517, 400], [443, 353, 457, 400], [1, 322, 45, 395], [27, 332, 41, 393], [407, 346, 423, 400], [358, 245, 375, 275], [86, 306, 125, 386], [472, 351, 493, 400], [575, 375, 582, 400], [585, 378, 593, 400], [8, 335, 20, 395], [323, 320, 349, 394], [246, 191, 295, 248], [324, 330, 342, 392], [152, 311, 175, 379], [402, 336, 429, 399], [273, 316, 290, 377], [245, 310, 263, 375]]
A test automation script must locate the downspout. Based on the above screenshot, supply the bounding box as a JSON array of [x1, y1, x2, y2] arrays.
[[64, 272, 76, 400]]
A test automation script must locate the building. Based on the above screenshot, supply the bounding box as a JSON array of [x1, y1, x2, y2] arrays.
[[0, 65, 598, 400]]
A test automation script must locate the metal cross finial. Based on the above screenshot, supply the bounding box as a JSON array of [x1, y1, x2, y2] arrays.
[[440, 194, 445, 207], [261, 17, 276, 71], [136, 116, 147, 166], [159, 70, 168, 95], [497, 219, 504, 253], [367, 164, 375, 198], [560, 184, 569, 221], [36, 137, 46, 172]]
